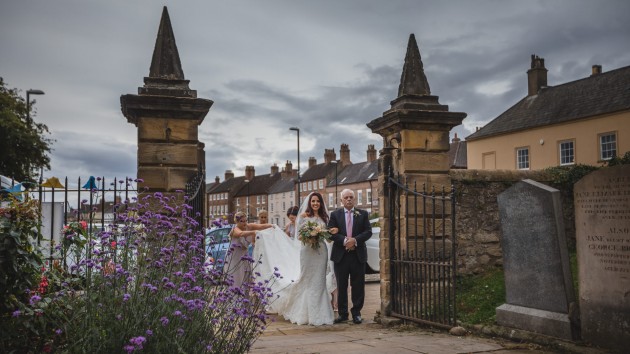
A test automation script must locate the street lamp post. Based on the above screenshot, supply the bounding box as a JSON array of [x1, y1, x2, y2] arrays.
[[289, 127, 300, 206], [331, 160, 338, 208], [26, 89, 45, 125]]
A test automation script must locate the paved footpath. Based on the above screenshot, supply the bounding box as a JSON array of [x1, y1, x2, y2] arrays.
[[250, 281, 607, 354]]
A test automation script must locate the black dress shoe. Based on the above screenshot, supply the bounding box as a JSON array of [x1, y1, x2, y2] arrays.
[[333, 315, 348, 324], [352, 315, 362, 324]]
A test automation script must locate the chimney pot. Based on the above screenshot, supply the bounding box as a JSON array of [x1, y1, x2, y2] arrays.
[[591, 65, 602, 76]]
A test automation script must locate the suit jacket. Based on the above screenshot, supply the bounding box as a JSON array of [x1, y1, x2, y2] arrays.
[[328, 207, 372, 263]]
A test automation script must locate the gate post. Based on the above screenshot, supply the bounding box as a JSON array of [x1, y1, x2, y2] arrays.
[[367, 34, 466, 321], [120, 7, 212, 219]]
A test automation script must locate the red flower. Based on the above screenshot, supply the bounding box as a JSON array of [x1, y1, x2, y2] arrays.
[[111, 241, 117, 249], [37, 275, 49, 295], [79, 220, 88, 229]]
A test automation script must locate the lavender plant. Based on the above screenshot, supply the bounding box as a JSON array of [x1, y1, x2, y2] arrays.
[[6, 191, 278, 353]]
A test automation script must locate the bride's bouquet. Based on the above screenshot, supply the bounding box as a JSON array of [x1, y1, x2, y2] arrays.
[[298, 221, 331, 250]]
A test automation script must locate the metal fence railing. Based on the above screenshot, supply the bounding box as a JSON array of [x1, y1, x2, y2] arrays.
[[1, 176, 139, 266]]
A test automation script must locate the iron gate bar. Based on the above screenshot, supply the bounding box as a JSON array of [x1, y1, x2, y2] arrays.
[[387, 170, 457, 328]]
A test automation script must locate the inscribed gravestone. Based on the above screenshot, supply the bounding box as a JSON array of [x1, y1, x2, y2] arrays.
[[574, 165, 630, 352], [496, 179, 577, 340]]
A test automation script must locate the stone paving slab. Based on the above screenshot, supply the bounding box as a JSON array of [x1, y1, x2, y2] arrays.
[[250, 280, 601, 354]]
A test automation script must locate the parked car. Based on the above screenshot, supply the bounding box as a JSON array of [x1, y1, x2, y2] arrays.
[[365, 221, 381, 274], [205, 225, 233, 271]]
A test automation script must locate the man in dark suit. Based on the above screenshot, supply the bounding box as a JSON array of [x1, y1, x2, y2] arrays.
[[328, 188, 372, 324]]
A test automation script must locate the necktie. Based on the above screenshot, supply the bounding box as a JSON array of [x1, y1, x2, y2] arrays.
[[346, 210, 353, 238]]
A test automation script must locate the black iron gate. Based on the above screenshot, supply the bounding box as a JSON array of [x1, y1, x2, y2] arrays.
[[387, 171, 457, 328], [185, 167, 205, 232]]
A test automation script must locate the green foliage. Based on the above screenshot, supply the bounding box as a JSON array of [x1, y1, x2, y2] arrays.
[[0, 196, 44, 312], [543, 164, 599, 192], [369, 212, 380, 227], [456, 267, 505, 325], [605, 150, 630, 166], [0, 78, 53, 182]]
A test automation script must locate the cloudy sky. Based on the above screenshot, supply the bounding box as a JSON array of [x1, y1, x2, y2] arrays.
[[2, 0, 630, 184]]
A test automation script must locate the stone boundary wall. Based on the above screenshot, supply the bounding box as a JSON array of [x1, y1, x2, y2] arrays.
[[450, 169, 575, 275]]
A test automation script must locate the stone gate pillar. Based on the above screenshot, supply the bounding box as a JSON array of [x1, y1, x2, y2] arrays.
[[121, 7, 213, 198], [367, 34, 466, 318]]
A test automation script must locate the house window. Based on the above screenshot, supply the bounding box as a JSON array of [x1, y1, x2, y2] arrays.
[[319, 180, 324, 189], [256, 195, 261, 204], [282, 201, 286, 211], [516, 147, 529, 170], [367, 190, 372, 204], [559, 140, 575, 166], [236, 198, 240, 206], [599, 132, 617, 160], [357, 190, 363, 205], [328, 193, 333, 207], [262, 195, 266, 204]]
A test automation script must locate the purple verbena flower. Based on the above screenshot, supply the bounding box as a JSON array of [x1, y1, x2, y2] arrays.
[[29, 295, 42, 306]]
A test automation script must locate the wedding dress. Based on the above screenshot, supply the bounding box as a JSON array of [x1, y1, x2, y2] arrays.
[[253, 197, 335, 326]]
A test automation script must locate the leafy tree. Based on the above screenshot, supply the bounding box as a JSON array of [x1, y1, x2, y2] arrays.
[[0, 78, 52, 183]]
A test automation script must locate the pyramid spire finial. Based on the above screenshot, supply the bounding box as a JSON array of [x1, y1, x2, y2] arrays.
[[149, 6, 184, 80], [398, 34, 431, 97]]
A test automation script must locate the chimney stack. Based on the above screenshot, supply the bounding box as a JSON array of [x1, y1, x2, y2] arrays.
[[591, 65, 602, 76], [225, 170, 234, 180], [324, 148, 337, 164], [367, 144, 377, 162], [283, 160, 294, 178], [271, 163, 279, 175], [452, 133, 461, 143], [245, 165, 255, 181], [308, 157, 317, 168], [215, 176, 220, 183], [527, 54, 548, 96], [340, 144, 351, 166]]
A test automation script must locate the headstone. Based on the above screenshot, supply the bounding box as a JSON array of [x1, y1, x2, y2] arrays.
[[574, 165, 630, 352], [496, 179, 577, 340]]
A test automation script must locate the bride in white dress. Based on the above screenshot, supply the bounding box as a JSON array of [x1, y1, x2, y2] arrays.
[[253, 192, 337, 326]]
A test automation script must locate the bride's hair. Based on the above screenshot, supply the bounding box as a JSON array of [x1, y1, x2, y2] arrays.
[[304, 192, 329, 223]]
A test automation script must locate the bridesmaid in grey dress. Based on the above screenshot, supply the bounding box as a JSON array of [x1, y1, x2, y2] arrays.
[[224, 211, 272, 288]]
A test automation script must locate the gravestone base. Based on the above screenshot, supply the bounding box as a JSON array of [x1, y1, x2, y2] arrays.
[[496, 304, 574, 340]]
